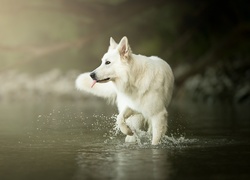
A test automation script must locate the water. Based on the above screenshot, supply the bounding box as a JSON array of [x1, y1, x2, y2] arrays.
[[0, 99, 250, 180]]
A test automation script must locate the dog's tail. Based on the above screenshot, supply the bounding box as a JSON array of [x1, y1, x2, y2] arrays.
[[75, 72, 116, 102]]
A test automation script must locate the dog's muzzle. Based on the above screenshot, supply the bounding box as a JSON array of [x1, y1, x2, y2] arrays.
[[90, 72, 97, 80]]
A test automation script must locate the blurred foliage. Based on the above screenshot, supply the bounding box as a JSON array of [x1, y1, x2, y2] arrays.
[[0, 0, 249, 102]]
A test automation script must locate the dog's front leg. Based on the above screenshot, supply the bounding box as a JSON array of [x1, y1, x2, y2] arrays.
[[125, 113, 145, 143], [116, 108, 134, 136]]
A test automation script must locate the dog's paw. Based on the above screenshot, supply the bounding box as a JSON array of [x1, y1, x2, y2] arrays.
[[125, 135, 136, 143], [120, 122, 133, 136]]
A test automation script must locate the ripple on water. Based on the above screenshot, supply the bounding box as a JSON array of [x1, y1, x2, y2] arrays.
[[31, 111, 239, 151]]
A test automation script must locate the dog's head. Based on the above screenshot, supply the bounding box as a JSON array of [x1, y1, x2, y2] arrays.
[[90, 36, 132, 87]]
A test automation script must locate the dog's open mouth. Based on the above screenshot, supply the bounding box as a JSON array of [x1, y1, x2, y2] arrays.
[[91, 78, 110, 88]]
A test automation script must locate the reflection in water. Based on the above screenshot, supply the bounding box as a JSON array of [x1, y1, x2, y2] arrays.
[[75, 145, 170, 180], [0, 99, 250, 180]]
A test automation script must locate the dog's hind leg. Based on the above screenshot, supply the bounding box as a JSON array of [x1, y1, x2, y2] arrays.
[[151, 110, 168, 145]]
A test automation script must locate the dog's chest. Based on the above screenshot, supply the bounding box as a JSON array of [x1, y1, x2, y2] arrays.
[[116, 92, 141, 112]]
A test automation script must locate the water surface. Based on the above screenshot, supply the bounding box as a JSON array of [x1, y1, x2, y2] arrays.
[[0, 99, 250, 180]]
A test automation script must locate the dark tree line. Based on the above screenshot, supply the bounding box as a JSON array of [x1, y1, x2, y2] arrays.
[[1, 0, 249, 102]]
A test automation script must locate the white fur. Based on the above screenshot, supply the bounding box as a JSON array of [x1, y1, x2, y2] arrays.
[[76, 36, 174, 145]]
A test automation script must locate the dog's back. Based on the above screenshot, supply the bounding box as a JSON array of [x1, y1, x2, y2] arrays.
[[150, 56, 174, 107], [131, 54, 174, 108]]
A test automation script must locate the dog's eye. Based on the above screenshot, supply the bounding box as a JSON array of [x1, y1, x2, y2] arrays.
[[105, 61, 111, 65]]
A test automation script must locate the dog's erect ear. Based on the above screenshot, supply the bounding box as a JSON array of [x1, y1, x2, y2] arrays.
[[118, 36, 131, 59], [109, 37, 118, 50]]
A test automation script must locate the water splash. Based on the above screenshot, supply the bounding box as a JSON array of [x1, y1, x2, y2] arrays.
[[102, 116, 198, 148], [32, 109, 198, 149]]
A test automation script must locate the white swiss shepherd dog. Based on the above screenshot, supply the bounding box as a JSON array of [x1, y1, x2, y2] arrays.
[[76, 36, 174, 145]]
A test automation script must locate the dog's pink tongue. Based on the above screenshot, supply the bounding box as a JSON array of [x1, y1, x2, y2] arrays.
[[91, 80, 97, 88]]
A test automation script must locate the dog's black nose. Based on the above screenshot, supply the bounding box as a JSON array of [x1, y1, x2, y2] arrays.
[[90, 72, 96, 80]]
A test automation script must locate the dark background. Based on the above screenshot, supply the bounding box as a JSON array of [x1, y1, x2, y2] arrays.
[[0, 0, 249, 103]]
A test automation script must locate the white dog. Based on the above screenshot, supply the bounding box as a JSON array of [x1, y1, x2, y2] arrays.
[[76, 36, 174, 145]]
